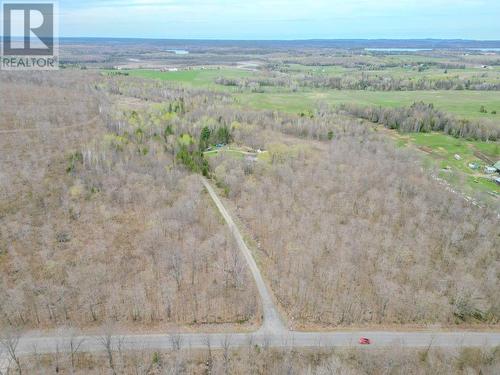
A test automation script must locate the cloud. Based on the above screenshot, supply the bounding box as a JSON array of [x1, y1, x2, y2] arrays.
[[59, 0, 500, 39]]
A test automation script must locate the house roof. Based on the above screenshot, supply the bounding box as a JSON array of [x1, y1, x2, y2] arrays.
[[494, 161, 500, 170]]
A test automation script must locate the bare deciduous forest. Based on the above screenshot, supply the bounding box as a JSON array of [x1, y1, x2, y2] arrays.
[[0, 72, 258, 330], [211, 128, 500, 327], [1, 68, 499, 331], [8, 345, 500, 374]]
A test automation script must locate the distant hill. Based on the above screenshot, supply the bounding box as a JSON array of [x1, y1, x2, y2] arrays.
[[58, 37, 500, 50]]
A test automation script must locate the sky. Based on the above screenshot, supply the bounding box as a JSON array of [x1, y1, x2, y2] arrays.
[[56, 0, 500, 40]]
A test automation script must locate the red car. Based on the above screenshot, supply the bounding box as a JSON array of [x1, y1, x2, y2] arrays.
[[359, 337, 371, 345]]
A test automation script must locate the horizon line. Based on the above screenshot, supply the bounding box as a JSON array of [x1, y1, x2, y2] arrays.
[[55, 37, 500, 42]]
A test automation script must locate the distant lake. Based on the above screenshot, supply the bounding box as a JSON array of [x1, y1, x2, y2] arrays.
[[166, 49, 189, 55], [364, 47, 500, 52], [365, 48, 433, 52], [466, 48, 500, 52]]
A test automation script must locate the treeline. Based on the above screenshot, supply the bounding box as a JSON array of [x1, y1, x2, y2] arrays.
[[300, 74, 500, 91], [339, 102, 500, 141], [279, 57, 470, 70], [215, 76, 291, 92], [216, 73, 500, 92], [100, 75, 231, 107]]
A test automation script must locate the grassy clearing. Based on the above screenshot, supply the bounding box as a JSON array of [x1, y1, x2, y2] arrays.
[[204, 145, 266, 160], [205, 148, 246, 159], [381, 129, 500, 195], [412, 133, 499, 194]]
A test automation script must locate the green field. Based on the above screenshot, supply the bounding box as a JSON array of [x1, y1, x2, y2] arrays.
[[104, 68, 252, 88], [236, 90, 500, 120]]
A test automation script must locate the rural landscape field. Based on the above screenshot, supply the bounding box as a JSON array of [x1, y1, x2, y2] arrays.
[[1, 0, 500, 374]]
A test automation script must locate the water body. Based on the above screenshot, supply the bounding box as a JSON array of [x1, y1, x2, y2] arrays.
[[166, 49, 189, 55], [466, 48, 500, 52], [365, 48, 433, 52]]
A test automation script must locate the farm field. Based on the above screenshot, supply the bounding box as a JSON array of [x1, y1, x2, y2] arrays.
[[104, 68, 252, 88], [236, 89, 500, 120]]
